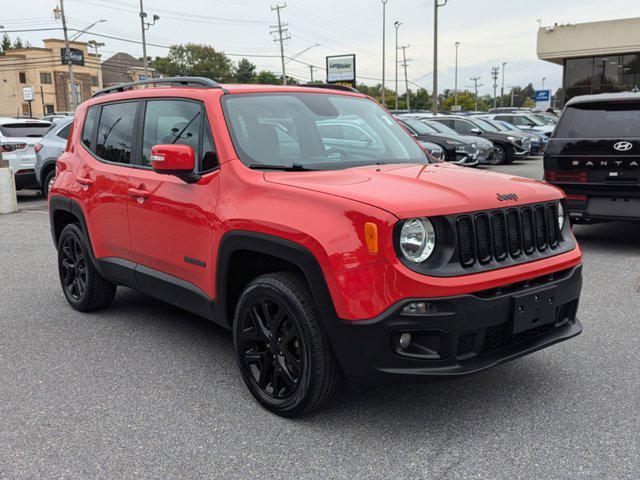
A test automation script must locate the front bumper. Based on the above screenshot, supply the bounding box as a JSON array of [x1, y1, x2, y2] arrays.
[[558, 188, 640, 223], [512, 144, 531, 157], [328, 265, 582, 385]]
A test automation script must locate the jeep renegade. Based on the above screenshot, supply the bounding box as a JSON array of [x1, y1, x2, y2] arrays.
[[49, 78, 583, 417]]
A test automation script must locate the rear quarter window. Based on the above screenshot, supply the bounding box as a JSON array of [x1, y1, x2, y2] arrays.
[[555, 103, 640, 138]]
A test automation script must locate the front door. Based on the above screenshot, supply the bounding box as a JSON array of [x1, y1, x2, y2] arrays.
[[127, 98, 220, 297]]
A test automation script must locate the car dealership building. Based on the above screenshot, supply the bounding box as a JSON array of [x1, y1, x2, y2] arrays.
[[537, 17, 640, 101]]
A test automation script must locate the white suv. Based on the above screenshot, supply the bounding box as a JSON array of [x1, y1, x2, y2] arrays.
[[0, 118, 51, 190]]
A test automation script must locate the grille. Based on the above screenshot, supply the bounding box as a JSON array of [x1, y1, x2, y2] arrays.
[[456, 333, 476, 356], [456, 203, 562, 268], [480, 320, 555, 356]]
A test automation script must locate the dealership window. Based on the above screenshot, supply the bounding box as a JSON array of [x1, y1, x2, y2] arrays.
[[564, 57, 594, 99], [19, 72, 26, 83], [621, 54, 640, 91], [593, 56, 621, 94], [90, 76, 99, 87], [40, 72, 52, 84]]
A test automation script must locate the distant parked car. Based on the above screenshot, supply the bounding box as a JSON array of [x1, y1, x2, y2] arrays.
[[419, 141, 445, 160], [34, 117, 73, 197], [41, 112, 74, 125], [530, 112, 558, 125], [0, 118, 51, 190], [482, 113, 555, 138], [487, 107, 532, 114], [422, 114, 532, 164], [480, 117, 545, 156]]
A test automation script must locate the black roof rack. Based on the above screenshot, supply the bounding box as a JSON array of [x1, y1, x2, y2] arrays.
[[300, 83, 359, 93], [91, 76, 227, 98]]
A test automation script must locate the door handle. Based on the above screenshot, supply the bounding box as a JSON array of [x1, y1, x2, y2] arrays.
[[75, 176, 94, 186], [127, 187, 150, 199]]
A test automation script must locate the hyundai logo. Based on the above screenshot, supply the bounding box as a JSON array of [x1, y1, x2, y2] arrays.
[[613, 141, 633, 152]]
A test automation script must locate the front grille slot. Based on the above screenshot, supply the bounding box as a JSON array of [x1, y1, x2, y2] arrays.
[[456, 202, 563, 269]]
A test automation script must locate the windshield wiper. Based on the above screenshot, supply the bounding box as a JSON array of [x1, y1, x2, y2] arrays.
[[247, 163, 317, 171]]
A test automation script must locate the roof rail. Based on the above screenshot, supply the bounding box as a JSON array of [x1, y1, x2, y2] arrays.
[[300, 83, 359, 93], [91, 76, 227, 98]]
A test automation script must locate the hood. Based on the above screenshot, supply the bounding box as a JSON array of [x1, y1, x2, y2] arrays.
[[265, 163, 562, 218]]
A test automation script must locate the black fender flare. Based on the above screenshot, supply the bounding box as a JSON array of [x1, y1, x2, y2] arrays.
[[214, 230, 339, 330]]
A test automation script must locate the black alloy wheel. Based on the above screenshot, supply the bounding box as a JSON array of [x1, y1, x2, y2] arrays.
[[60, 233, 88, 301], [238, 296, 304, 399]]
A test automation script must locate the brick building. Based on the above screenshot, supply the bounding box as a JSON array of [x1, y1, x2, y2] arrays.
[[0, 39, 102, 117]]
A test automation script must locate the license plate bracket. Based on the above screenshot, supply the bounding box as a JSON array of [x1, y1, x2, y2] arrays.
[[512, 287, 557, 334]]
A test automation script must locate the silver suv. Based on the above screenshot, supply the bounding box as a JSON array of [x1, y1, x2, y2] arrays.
[[35, 117, 73, 197], [0, 118, 51, 191]]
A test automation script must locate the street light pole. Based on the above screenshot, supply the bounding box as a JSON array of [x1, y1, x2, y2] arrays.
[[394, 21, 401, 110], [432, 0, 448, 114], [381, 0, 388, 108], [54, 0, 76, 111], [454, 41, 461, 111], [542, 77, 546, 90], [501, 62, 506, 106]]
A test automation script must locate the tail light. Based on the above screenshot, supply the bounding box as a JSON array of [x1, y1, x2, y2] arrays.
[[0, 142, 27, 153], [545, 170, 587, 183], [34, 143, 44, 153]]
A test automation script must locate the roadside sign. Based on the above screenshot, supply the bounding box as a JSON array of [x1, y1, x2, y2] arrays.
[[326, 54, 356, 88], [535, 89, 551, 109], [61, 48, 85, 66], [22, 86, 35, 102]]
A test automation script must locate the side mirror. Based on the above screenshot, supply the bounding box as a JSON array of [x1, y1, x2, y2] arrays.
[[151, 144, 200, 183], [470, 128, 482, 135]]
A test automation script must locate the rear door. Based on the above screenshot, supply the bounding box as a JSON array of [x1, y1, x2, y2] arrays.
[[127, 98, 220, 297]]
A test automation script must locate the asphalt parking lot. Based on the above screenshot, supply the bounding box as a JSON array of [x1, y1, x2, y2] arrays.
[[1, 158, 639, 479]]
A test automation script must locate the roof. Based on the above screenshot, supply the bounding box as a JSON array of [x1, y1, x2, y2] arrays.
[[565, 91, 640, 106], [101, 52, 155, 86]]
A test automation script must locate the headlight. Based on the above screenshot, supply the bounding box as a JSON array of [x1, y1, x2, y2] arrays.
[[507, 136, 522, 145], [557, 202, 565, 230], [399, 218, 436, 263]]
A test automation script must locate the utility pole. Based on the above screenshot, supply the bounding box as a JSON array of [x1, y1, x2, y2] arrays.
[[542, 77, 546, 90], [139, 0, 159, 79], [454, 41, 461, 111], [511, 86, 515, 107], [394, 21, 401, 110], [381, 0, 388, 107], [501, 62, 506, 106], [88, 40, 105, 58], [401, 45, 410, 111], [54, 0, 76, 110], [271, 4, 290, 85], [432, 0, 448, 114], [468, 76, 482, 111], [491, 66, 499, 109], [309, 65, 314, 82]]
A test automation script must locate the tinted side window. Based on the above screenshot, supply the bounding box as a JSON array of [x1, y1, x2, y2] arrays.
[[96, 102, 137, 164], [141, 100, 202, 167], [82, 106, 98, 149], [454, 119, 474, 134], [57, 124, 72, 140]]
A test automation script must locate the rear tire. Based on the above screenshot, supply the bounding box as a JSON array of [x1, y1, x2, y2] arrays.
[[42, 170, 56, 198], [57, 223, 116, 312], [233, 272, 341, 417]]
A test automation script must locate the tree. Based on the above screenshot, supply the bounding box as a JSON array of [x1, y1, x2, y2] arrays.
[[1, 34, 12, 55], [236, 58, 256, 84], [255, 70, 279, 84], [12, 37, 24, 49], [150, 43, 235, 82]]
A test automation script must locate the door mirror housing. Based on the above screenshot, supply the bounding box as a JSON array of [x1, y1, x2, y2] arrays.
[[151, 144, 200, 183], [470, 128, 482, 135]]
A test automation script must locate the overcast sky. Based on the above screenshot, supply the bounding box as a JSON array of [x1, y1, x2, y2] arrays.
[[3, 0, 640, 95]]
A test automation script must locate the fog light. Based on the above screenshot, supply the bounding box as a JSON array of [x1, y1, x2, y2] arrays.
[[401, 302, 435, 315], [399, 332, 412, 349]]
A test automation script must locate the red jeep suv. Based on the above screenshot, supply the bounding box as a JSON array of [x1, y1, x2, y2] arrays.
[[49, 78, 583, 416]]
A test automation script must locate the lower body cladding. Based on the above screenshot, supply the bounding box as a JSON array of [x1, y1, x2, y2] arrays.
[[13, 169, 37, 190], [326, 265, 582, 385]]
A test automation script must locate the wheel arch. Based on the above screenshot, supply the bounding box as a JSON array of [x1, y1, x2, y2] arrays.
[[214, 231, 338, 330], [39, 159, 58, 189], [49, 195, 100, 269]]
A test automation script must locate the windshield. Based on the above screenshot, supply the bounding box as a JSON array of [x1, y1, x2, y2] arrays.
[[0, 123, 51, 138], [400, 117, 438, 135], [223, 93, 428, 170], [522, 115, 545, 126], [424, 119, 458, 135], [481, 118, 508, 132], [471, 118, 498, 132], [497, 120, 518, 131], [555, 102, 640, 138]]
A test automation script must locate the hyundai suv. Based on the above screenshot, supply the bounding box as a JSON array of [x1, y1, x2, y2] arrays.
[[544, 91, 640, 224], [49, 78, 583, 417], [0, 118, 52, 190]]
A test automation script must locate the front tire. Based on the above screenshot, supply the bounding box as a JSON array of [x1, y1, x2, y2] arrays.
[[57, 223, 117, 311], [233, 272, 341, 417], [490, 145, 507, 165]]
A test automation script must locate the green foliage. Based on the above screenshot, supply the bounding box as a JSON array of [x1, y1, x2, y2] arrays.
[[255, 70, 279, 84], [150, 43, 236, 82], [236, 58, 256, 84]]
